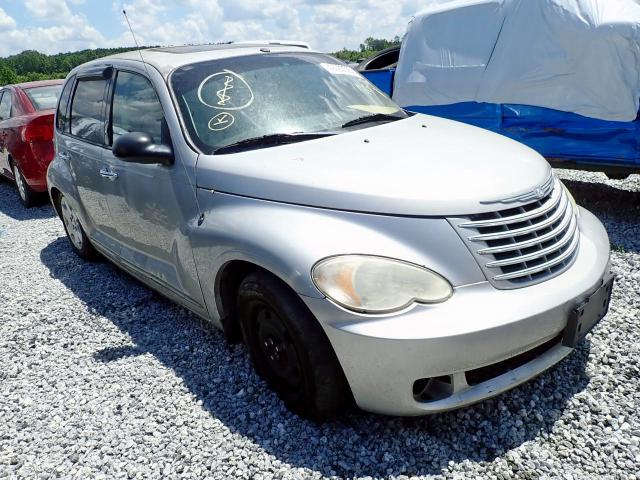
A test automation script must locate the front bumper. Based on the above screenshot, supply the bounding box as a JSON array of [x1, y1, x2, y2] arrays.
[[302, 208, 611, 416]]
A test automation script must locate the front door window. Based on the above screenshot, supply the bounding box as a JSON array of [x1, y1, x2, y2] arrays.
[[111, 71, 166, 145]]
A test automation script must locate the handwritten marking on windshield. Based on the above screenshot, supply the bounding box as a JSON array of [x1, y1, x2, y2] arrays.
[[198, 70, 254, 111], [208, 112, 235, 131], [216, 76, 234, 106]]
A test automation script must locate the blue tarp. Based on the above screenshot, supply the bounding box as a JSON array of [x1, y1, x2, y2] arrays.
[[363, 69, 640, 171]]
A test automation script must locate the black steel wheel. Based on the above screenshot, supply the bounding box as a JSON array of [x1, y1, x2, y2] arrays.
[[237, 270, 352, 420], [252, 303, 304, 397]]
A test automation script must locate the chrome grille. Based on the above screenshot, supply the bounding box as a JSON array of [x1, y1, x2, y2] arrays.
[[449, 179, 580, 289]]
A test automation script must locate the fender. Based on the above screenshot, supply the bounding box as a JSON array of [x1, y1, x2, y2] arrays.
[[47, 154, 86, 222], [190, 189, 486, 326]]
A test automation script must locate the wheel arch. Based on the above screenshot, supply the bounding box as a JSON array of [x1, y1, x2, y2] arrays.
[[49, 187, 63, 217], [7, 153, 15, 172], [214, 259, 297, 343]]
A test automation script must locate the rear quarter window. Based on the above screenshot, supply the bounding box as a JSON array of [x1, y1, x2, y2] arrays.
[[70, 78, 108, 144], [56, 78, 75, 132]]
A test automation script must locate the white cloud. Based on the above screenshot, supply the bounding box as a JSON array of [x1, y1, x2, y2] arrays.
[[0, 1, 105, 56], [0, 8, 17, 31], [24, 0, 73, 21], [1, 0, 418, 56]]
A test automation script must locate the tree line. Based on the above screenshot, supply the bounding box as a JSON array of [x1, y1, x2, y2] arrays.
[[333, 36, 401, 63], [0, 37, 401, 86], [0, 47, 142, 85]]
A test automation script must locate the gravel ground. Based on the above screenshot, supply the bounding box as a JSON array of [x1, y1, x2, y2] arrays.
[[0, 170, 639, 479]]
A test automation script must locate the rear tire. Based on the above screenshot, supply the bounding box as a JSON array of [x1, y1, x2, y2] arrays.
[[57, 194, 99, 261], [237, 270, 352, 420], [12, 162, 39, 208]]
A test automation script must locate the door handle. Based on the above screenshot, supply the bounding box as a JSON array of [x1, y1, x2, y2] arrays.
[[99, 167, 118, 180], [58, 151, 69, 160]]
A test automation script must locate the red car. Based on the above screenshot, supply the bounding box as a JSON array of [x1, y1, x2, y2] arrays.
[[0, 79, 63, 207]]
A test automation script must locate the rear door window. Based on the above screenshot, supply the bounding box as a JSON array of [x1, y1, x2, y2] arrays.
[[70, 78, 108, 144], [0, 91, 12, 121], [56, 78, 75, 132]]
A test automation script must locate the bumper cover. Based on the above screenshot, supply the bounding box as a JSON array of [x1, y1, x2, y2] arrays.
[[302, 208, 611, 416]]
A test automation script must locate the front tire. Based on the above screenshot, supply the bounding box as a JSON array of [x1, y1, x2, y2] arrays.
[[237, 270, 352, 420], [57, 194, 99, 261]]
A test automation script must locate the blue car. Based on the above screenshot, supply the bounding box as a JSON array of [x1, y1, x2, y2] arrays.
[[360, 0, 640, 180]]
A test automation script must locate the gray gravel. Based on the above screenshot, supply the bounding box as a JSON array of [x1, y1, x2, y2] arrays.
[[1, 170, 639, 479]]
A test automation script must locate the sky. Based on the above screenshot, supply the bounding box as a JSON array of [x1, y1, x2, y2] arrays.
[[0, 0, 424, 57]]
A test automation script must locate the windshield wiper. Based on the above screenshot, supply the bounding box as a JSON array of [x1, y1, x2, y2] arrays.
[[341, 113, 404, 129], [214, 132, 335, 155]]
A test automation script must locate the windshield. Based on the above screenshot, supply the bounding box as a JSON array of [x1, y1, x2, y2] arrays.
[[24, 85, 62, 111], [170, 52, 406, 154]]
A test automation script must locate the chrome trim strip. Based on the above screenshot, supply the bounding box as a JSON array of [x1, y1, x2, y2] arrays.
[[492, 232, 580, 281], [477, 208, 574, 255], [485, 215, 578, 268], [459, 182, 561, 228], [480, 173, 555, 205], [468, 193, 568, 242]]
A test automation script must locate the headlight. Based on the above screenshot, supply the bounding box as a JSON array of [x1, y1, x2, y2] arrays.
[[562, 182, 580, 217], [312, 255, 453, 314]]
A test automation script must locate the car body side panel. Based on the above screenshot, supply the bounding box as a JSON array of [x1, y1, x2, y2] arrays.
[[102, 62, 206, 309], [106, 157, 206, 308], [12, 111, 55, 191], [47, 147, 209, 319], [59, 133, 124, 255], [191, 190, 486, 327], [20, 140, 54, 191], [0, 86, 59, 190]]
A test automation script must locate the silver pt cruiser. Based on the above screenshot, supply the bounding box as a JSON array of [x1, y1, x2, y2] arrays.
[[47, 43, 613, 419]]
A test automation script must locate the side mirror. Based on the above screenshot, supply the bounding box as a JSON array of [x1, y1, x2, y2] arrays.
[[113, 132, 174, 165]]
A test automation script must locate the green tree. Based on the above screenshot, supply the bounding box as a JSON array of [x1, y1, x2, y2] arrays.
[[8, 50, 51, 75], [359, 36, 401, 53], [333, 36, 401, 64], [0, 62, 18, 86], [0, 47, 150, 84], [0, 39, 401, 85]]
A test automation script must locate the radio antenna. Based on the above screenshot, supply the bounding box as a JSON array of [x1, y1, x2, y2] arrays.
[[121, 9, 203, 217], [122, 9, 151, 77]]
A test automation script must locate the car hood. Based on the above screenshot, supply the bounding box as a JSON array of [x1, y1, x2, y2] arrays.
[[195, 114, 552, 216]]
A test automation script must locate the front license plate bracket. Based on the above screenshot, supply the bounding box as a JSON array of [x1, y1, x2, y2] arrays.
[[562, 274, 615, 348]]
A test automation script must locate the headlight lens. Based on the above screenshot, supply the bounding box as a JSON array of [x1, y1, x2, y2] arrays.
[[312, 255, 453, 314], [562, 182, 580, 217]]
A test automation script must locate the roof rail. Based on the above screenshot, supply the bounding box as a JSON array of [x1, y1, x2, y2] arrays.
[[232, 40, 311, 49]]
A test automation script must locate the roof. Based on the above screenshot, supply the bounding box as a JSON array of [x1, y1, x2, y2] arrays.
[[74, 42, 315, 78], [7, 79, 64, 90]]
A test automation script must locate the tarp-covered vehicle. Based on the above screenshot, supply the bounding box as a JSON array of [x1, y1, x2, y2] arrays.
[[359, 0, 640, 179]]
